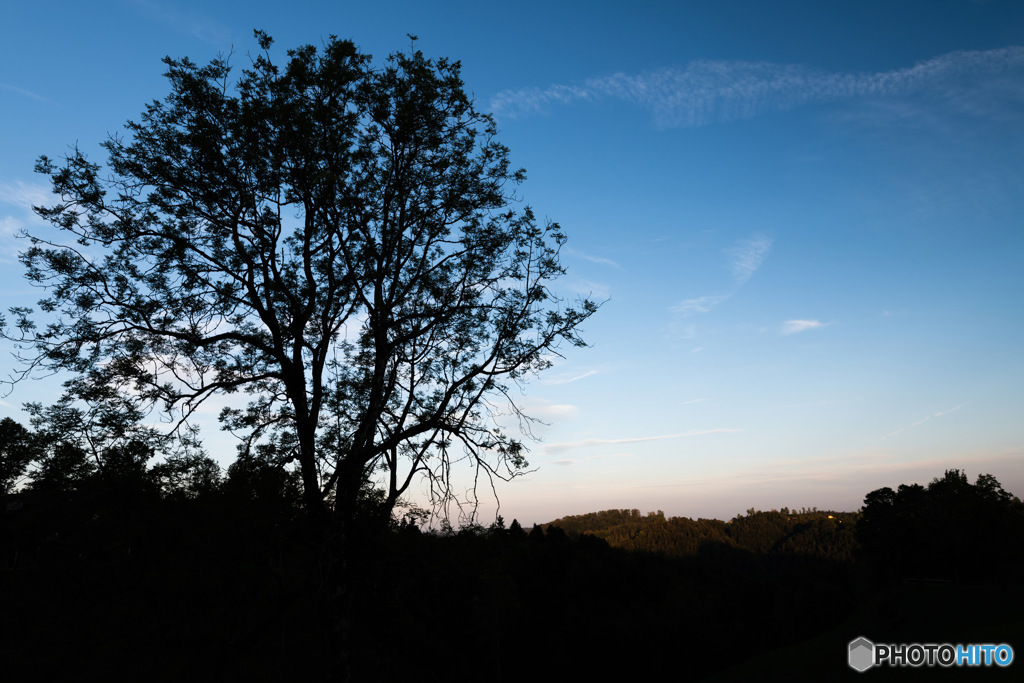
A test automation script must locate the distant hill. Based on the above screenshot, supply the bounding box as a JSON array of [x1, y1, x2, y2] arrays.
[[542, 507, 861, 561]]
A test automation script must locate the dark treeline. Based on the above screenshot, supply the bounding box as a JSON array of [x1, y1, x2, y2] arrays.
[[3, 414, 1023, 681]]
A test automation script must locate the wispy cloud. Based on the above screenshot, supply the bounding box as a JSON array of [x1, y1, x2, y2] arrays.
[[517, 400, 579, 422], [782, 319, 826, 335], [670, 294, 729, 316], [0, 181, 51, 260], [905, 403, 968, 430], [876, 403, 968, 443], [681, 398, 709, 405], [566, 247, 623, 269], [669, 234, 773, 318], [548, 452, 631, 467], [0, 83, 58, 105], [726, 235, 773, 285], [0, 181, 50, 211], [491, 46, 1024, 128], [125, 0, 235, 47], [0, 215, 19, 234], [543, 369, 600, 385], [566, 278, 611, 301], [544, 428, 738, 455]]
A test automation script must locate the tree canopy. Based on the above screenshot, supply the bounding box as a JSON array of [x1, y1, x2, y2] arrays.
[[858, 469, 1024, 581], [4, 31, 596, 523]]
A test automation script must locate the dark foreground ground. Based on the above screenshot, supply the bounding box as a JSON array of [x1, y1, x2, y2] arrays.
[[2, 492, 1020, 681]]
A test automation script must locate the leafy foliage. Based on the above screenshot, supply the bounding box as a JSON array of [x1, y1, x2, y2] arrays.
[[5, 32, 597, 521], [0, 417, 37, 494], [858, 469, 1024, 582]]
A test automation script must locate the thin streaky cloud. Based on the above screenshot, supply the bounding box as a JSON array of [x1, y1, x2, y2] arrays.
[[876, 402, 968, 443], [0, 83, 58, 105], [566, 247, 623, 269], [566, 278, 611, 301], [491, 46, 1024, 128], [0, 182, 51, 259], [548, 452, 634, 468], [934, 404, 967, 417], [533, 403, 579, 420], [670, 293, 729, 316], [543, 369, 600, 385], [681, 398, 709, 405], [126, 0, 235, 47], [0, 181, 51, 210], [908, 402, 968, 428], [782, 319, 826, 334], [545, 428, 739, 455], [670, 234, 773, 318], [0, 217, 24, 261]]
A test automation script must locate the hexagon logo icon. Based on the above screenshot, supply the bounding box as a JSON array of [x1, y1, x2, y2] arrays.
[[849, 637, 874, 672]]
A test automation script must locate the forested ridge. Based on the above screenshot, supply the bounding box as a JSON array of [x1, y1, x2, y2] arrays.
[[543, 506, 860, 560]]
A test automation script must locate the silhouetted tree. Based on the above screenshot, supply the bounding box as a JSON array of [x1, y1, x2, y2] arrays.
[[508, 518, 525, 539], [0, 417, 35, 494], [4, 31, 597, 526], [20, 393, 168, 493], [859, 469, 1024, 582], [149, 449, 221, 499], [26, 440, 94, 493], [223, 447, 303, 512]]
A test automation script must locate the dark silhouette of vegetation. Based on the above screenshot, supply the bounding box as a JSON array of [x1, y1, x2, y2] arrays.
[[8, 404, 1017, 681], [3, 31, 596, 527], [0, 416, 36, 493], [858, 468, 1024, 584], [0, 462, 859, 680], [3, 32, 598, 676]]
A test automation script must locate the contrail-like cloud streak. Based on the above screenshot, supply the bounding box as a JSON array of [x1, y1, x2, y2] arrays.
[[491, 46, 1024, 127], [544, 428, 739, 455]]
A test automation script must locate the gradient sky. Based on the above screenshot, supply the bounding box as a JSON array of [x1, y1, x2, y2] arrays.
[[2, 1, 1023, 524]]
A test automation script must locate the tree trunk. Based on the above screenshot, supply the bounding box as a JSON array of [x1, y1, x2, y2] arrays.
[[318, 467, 370, 681], [319, 514, 353, 682]]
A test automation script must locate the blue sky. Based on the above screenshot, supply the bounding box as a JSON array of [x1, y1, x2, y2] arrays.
[[2, 1, 1023, 523]]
